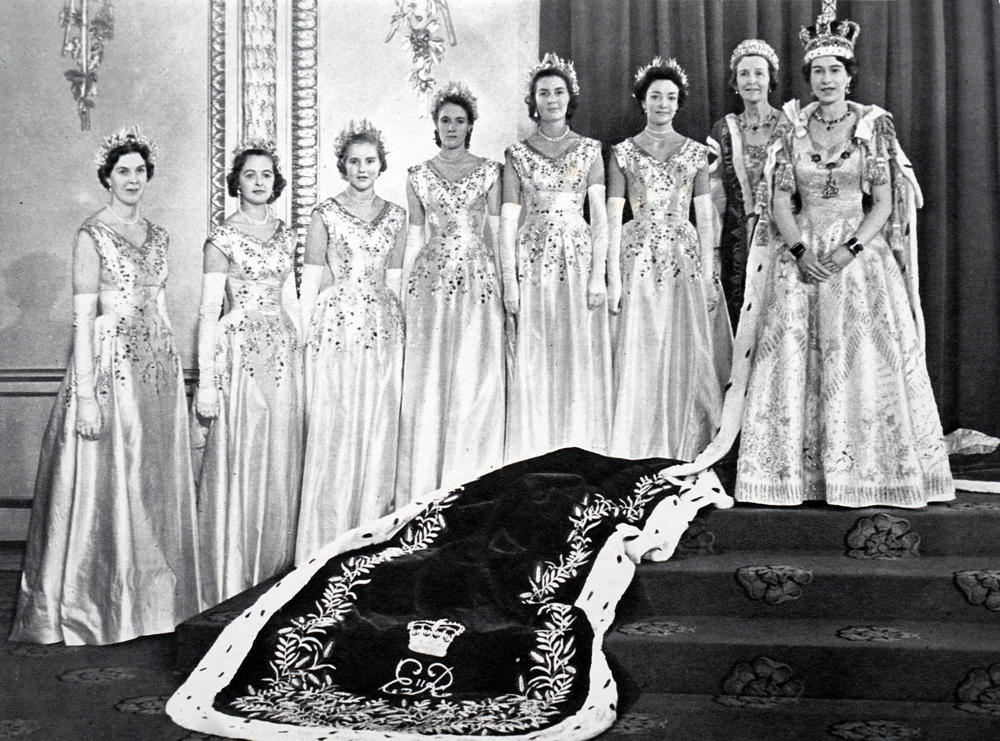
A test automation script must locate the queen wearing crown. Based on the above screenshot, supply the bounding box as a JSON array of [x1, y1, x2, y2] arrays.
[[708, 39, 788, 329], [395, 83, 506, 502], [192, 140, 304, 606], [10, 127, 202, 644], [501, 52, 613, 462], [295, 120, 407, 562], [671, 8, 954, 508], [606, 57, 731, 461]]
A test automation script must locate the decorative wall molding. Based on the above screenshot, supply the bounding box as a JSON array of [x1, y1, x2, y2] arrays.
[[290, 0, 319, 270], [208, 0, 227, 227], [241, 0, 278, 142]]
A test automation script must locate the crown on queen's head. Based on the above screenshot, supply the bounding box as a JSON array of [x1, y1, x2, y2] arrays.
[[730, 39, 780, 72], [333, 119, 387, 159], [407, 619, 465, 658], [526, 52, 580, 96], [430, 81, 479, 120], [633, 56, 689, 91], [800, 2, 860, 64], [94, 125, 158, 167]]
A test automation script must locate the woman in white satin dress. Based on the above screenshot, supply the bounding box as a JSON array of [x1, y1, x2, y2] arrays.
[[296, 121, 407, 562], [396, 83, 505, 503], [500, 53, 613, 463], [11, 128, 201, 645], [192, 141, 304, 607]]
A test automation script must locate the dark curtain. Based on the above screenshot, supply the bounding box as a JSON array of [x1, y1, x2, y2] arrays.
[[539, 0, 1000, 436]]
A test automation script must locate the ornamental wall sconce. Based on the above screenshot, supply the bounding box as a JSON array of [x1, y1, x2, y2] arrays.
[[60, 0, 115, 131]]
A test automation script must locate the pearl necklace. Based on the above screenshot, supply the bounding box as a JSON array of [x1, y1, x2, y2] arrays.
[[106, 206, 140, 226], [342, 189, 376, 206], [812, 107, 852, 131], [537, 125, 571, 142], [643, 126, 674, 140], [239, 206, 272, 226], [435, 149, 472, 164]]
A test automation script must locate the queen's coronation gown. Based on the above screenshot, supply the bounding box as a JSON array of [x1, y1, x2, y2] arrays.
[[731, 103, 954, 507], [608, 139, 731, 461], [11, 219, 201, 645], [396, 159, 506, 502], [505, 139, 613, 462], [195, 223, 304, 607], [296, 198, 406, 563]]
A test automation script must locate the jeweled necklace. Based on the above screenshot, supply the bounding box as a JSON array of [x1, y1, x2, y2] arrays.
[[738, 110, 777, 132], [810, 141, 856, 199], [239, 206, 272, 226], [106, 205, 140, 226], [643, 126, 675, 140], [812, 107, 852, 131], [537, 125, 571, 142]]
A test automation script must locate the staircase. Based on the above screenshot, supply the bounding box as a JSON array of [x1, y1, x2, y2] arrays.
[[175, 491, 1000, 741], [601, 492, 1000, 740]]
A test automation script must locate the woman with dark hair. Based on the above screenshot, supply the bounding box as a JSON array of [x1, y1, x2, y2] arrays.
[[667, 10, 954, 508], [606, 58, 730, 460], [193, 141, 303, 606], [396, 82, 505, 502], [10, 127, 201, 644], [708, 39, 788, 328], [295, 120, 407, 561], [501, 52, 612, 462]]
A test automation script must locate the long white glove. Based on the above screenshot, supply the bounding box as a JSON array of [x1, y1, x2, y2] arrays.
[[299, 264, 324, 343], [195, 272, 226, 419], [155, 287, 173, 330], [587, 184, 608, 309], [499, 202, 521, 314], [280, 272, 302, 340], [694, 193, 718, 295], [606, 196, 625, 314], [73, 292, 102, 439], [399, 223, 425, 306]]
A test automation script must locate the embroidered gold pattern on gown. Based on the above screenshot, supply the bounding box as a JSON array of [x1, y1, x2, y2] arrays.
[[505, 139, 612, 462], [196, 223, 304, 607], [609, 139, 731, 460], [737, 116, 954, 506], [297, 199, 406, 562], [11, 219, 201, 645], [397, 160, 505, 503]]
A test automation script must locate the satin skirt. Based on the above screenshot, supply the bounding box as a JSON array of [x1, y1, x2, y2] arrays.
[[296, 287, 403, 563], [736, 213, 954, 507], [10, 313, 201, 645], [505, 220, 613, 463], [195, 308, 304, 608], [396, 248, 506, 504], [609, 220, 731, 460]]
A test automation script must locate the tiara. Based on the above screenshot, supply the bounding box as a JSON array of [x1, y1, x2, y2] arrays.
[[333, 119, 387, 159], [94, 125, 158, 167], [526, 52, 580, 96], [633, 56, 689, 91], [730, 39, 779, 72], [231, 138, 277, 159], [429, 81, 478, 120], [800, 2, 860, 63], [407, 619, 465, 658]]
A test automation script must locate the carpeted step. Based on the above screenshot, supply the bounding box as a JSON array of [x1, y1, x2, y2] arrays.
[[682, 492, 1000, 557], [620, 551, 1000, 623], [598, 692, 1000, 741], [605, 615, 1000, 702]]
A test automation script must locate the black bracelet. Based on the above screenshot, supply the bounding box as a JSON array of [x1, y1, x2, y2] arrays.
[[789, 242, 807, 260], [845, 237, 864, 256]]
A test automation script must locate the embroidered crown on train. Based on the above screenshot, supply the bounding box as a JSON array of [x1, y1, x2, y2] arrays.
[[94, 125, 158, 167], [333, 119, 386, 159], [729, 39, 779, 71], [526, 52, 580, 95], [407, 619, 466, 658], [633, 56, 689, 90], [800, 1, 860, 63], [430, 81, 478, 120]]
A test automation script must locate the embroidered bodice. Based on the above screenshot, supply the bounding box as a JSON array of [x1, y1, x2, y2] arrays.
[[82, 219, 169, 318], [409, 159, 499, 240], [613, 138, 708, 222], [507, 138, 601, 224], [316, 198, 406, 289], [208, 222, 296, 312]]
